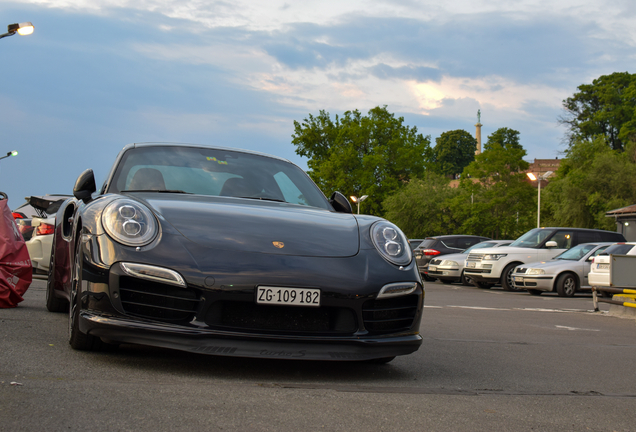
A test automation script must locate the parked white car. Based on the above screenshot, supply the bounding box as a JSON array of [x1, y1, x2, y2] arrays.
[[428, 240, 512, 285], [512, 242, 614, 297], [464, 227, 626, 291], [588, 243, 636, 288]]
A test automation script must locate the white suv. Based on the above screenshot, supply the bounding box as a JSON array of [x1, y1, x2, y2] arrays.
[[464, 228, 626, 291]]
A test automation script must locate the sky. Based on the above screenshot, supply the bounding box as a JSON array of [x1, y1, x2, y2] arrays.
[[0, 0, 634, 210]]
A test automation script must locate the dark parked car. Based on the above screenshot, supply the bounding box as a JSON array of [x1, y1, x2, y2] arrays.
[[408, 239, 425, 251], [414, 235, 491, 281], [47, 143, 424, 363]]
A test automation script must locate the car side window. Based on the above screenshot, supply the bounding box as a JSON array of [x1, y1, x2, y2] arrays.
[[549, 230, 574, 249], [590, 245, 609, 259], [577, 231, 601, 244], [441, 238, 458, 249]]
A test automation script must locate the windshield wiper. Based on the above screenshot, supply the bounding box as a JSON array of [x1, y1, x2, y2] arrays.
[[124, 189, 193, 194], [237, 196, 287, 203]]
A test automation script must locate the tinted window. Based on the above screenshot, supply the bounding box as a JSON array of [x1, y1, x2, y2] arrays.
[[441, 238, 458, 248], [577, 231, 601, 244], [547, 230, 574, 249], [601, 232, 626, 242], [603, 244, 636, 255], [418, 239, 438, 249]]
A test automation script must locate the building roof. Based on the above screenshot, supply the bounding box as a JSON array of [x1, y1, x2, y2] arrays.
[[606, 204, 636, 217]]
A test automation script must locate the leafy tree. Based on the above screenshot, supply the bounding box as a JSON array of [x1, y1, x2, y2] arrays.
[[560, 72, 636, 152], [432, 129, 476, 177], [383, 172, 461, 238], [541, 137, 636, 229], [456, 136, 535, 239], [292, 106, 432, 216], [484, 127, 522, 151]]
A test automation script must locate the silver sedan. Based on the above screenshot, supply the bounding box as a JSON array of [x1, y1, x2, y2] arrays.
[[512, 242, 614, 297], [428, 240, 513, 285]]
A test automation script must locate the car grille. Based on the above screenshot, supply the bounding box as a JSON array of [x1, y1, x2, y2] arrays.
[[362, 294, 419, 334], [118, 276, 201, 324], [466, 253, 484, 262], [204, 301, 357, 335]]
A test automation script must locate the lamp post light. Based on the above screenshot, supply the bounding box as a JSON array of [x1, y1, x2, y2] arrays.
[[0, 150, 18, 161], [350, 194, 368, 214], [527, 171, 553, 228], [0, 22, 34, 40]]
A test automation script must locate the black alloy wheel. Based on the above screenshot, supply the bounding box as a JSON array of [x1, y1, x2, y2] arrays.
[[68, 239, 102, 351], [46, 234, 68, 313], [501, 263, 521, 292], [556, 273, 578, 297]]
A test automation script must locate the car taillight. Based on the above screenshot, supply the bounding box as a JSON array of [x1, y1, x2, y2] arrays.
[[36, 223, 55, 236], [420, 249, 441, 256], [12, 212, 24, 219]]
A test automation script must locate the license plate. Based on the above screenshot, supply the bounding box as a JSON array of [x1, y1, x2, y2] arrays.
[[514, 276, 523, 282], [597, 263, 610, 270], [257, 286, 320, 307], [466, 262, 476, 268]]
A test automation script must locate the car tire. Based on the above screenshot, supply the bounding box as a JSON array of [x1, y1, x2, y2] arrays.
[[68, 239, 103, 351], [421, 273, 436, 282], [501, 263, 521, 291], [527, 289, 542, 296], [461, 271, 472, 286], [556, 273, 577, 297], [46, 235, 68, 313]]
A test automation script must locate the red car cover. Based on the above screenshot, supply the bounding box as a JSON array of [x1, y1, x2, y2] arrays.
[[0, 199, 32, 308]]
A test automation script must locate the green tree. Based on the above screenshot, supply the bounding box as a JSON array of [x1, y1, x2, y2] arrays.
[[560, 72, 636, 152], [541, 137, 636, 229], [456, 135, 535, 239], [383, 172, 461, 238], [484, 127, 522, 151], [292, 106, 432, 216], [432, 129, 476, 177]]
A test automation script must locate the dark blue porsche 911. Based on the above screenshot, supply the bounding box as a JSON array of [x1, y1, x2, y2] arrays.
[[46, 143, 424, 362]]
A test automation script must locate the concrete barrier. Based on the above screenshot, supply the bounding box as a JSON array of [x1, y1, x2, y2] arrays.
[[592, 287, 636, 319]]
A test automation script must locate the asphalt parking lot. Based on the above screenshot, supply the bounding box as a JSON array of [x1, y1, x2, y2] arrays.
[[1, 278, 635, 431]]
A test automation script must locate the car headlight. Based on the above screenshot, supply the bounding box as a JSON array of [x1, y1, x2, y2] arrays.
[[527, 268, 545, 275], [102, 198, 158, 246], [371, 221, 411, 266], [440, 260, 458, 267], [483, 253, 507, 260]]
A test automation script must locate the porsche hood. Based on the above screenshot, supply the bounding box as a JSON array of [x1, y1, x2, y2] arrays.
[[142, 195, 360, 257]]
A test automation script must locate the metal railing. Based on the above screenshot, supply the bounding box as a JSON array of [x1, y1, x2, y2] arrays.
[[592, 286, 636, 312]]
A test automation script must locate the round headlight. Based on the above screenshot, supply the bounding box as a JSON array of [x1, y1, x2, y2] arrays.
[[102, 198, 158, 246], [371, 221, 411, 266]]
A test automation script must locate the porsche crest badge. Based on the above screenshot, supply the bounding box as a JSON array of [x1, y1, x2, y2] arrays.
[[272, 241, 285, 249]]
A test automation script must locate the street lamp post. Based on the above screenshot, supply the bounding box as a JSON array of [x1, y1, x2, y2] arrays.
[[0, 22, 34, 40], [350, 195, 368, 214], [527, 171, 553, 228], [0, 150, 18, 161]]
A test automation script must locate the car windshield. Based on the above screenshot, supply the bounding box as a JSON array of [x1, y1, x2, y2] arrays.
[[509, 228, 554, 248], [107, 146, 330, 209], [554, 243, 597, 261]]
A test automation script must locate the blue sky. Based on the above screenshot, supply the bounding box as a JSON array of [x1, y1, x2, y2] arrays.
[[1, 0, 634, 209]]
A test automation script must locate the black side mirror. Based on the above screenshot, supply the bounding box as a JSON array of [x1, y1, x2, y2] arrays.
[[73, 169, 96, 203], [329, 191, 352, 214]]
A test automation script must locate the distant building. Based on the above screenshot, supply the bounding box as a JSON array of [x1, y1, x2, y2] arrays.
[[605, 205, 636, 241]]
